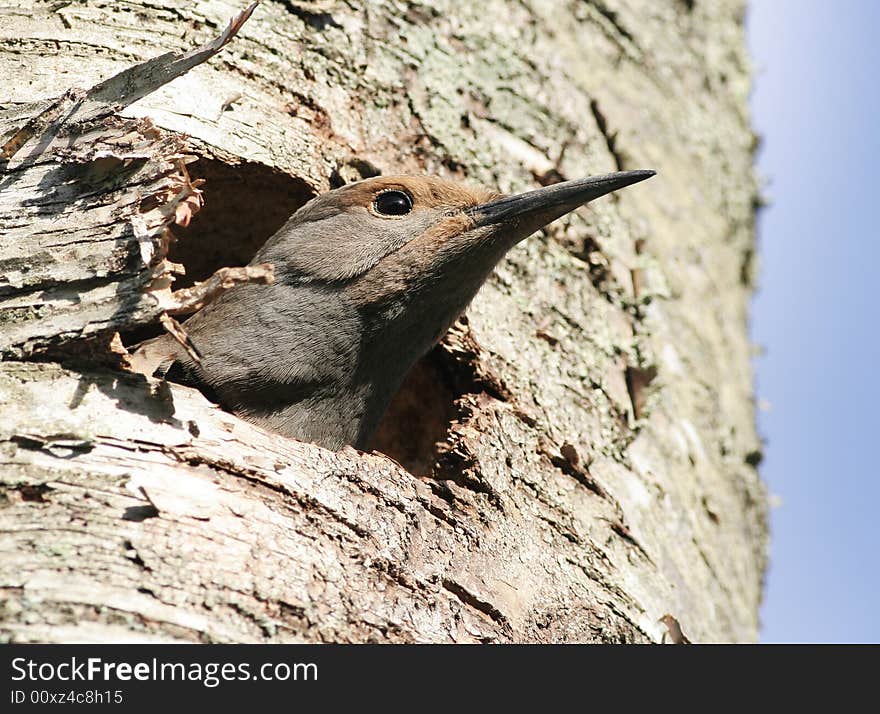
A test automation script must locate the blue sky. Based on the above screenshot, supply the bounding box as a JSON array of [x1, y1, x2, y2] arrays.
[[748, 0, 880, 642]]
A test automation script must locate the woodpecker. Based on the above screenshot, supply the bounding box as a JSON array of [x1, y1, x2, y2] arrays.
[[134, 170, 655, 450]]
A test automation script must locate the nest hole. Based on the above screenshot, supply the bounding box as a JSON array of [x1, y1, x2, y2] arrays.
[[122, 158, 315, 345], [126, 158, 468, 476], [171, 158, 315, 289], [369, 346, 463, 477]]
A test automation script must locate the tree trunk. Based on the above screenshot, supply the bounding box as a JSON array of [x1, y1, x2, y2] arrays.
[[0, 0, 766, 643]]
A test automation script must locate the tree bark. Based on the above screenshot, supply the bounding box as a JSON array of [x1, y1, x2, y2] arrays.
[[0, 0, 766, 643]]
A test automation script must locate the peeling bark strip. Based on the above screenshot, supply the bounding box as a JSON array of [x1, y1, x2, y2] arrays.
[[0, 2, 259, 161], [0, 3, 261, 359], [1, 1, 766, 643]]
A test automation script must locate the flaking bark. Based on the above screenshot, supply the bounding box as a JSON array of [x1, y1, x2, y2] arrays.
[[0, 0, 766, 643]]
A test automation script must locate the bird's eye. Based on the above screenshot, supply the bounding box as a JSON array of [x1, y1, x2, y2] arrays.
[[373, 190, 413, 216]]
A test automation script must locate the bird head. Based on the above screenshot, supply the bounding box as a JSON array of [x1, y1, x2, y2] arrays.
[[254, 171, 655, 314]]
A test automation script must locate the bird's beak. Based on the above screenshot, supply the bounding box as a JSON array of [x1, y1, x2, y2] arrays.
[[466, 170, 655, 243]]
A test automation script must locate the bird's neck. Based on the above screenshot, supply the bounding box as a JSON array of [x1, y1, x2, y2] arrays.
[[351, 266, 496, 444]]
